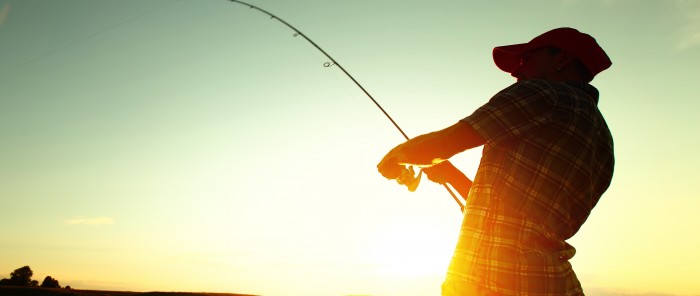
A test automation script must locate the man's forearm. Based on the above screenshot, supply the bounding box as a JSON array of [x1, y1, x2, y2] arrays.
[[378, 121, 486, 181], [446, 173, 473, 199], [400, 121, 486, 166]]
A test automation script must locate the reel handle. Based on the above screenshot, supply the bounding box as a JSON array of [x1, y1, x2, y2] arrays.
[[396, 166, 422, 192]]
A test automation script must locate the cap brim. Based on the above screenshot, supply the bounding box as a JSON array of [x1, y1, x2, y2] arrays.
[[492, 43, 532, 73]]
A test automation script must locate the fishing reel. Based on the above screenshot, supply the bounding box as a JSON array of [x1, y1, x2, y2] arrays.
[[395, 165, 422, 192]]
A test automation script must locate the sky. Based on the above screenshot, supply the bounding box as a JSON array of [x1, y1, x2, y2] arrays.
[[1, 0, 699, 295]]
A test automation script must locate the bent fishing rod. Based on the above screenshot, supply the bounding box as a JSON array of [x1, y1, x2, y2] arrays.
[[229, 0, 464, 212]]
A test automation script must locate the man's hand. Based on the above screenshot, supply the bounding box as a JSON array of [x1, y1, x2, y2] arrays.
[[377, 156, 404, 180], [376, 121, 484, 196], [423, 160, 473, 198], [423, 160, 460, 184], [377, 154, 422, 191]]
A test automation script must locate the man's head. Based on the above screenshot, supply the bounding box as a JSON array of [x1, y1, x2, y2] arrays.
[[493, 27, 611, 82]]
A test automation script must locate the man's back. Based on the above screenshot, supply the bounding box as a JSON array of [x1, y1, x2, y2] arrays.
[[449, 79, 614, 295]]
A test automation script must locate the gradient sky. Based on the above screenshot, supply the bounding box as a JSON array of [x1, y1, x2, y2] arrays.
[[1, 1, 699, 295]]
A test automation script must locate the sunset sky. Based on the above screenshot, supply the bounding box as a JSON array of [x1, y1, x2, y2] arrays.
[[1, 0, 699, 295]]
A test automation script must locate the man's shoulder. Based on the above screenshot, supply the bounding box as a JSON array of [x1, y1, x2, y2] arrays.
[[492, 80, 559, 105], [503, 80, 599, 104], [497, 80, 556, 98], [510, 79, 554, 89]]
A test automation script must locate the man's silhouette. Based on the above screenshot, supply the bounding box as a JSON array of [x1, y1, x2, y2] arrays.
[[378, 27, 614, 296]]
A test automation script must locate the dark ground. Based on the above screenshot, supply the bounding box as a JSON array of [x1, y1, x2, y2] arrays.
[[0, 287, 258, 296]]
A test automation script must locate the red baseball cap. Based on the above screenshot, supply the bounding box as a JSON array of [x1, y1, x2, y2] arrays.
[[493, 27, 612, 78]]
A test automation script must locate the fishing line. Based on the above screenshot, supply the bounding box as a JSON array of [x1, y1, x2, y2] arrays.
[[229, 0, 464, 212]]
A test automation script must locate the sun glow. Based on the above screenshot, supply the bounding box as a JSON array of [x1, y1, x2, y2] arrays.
[[364, 219, 458, 278]]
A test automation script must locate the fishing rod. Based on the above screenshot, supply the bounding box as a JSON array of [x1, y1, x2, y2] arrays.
[[228, 0, 464, 212]]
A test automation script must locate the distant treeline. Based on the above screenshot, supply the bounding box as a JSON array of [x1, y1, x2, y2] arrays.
[[0, 266, 67, 289], [0, 266, 259, 296]]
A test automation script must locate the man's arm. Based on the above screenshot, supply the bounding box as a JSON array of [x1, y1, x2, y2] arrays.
[[377, 121, 485, 180]]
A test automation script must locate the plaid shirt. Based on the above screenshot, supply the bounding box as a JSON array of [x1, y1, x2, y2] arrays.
[[446, 80, 614, 295]]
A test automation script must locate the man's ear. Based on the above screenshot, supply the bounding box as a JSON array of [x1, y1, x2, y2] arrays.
[[557, 51, 576, 70]]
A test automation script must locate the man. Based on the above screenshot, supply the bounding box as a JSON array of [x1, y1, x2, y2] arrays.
[[377, 27, 614, 296]]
